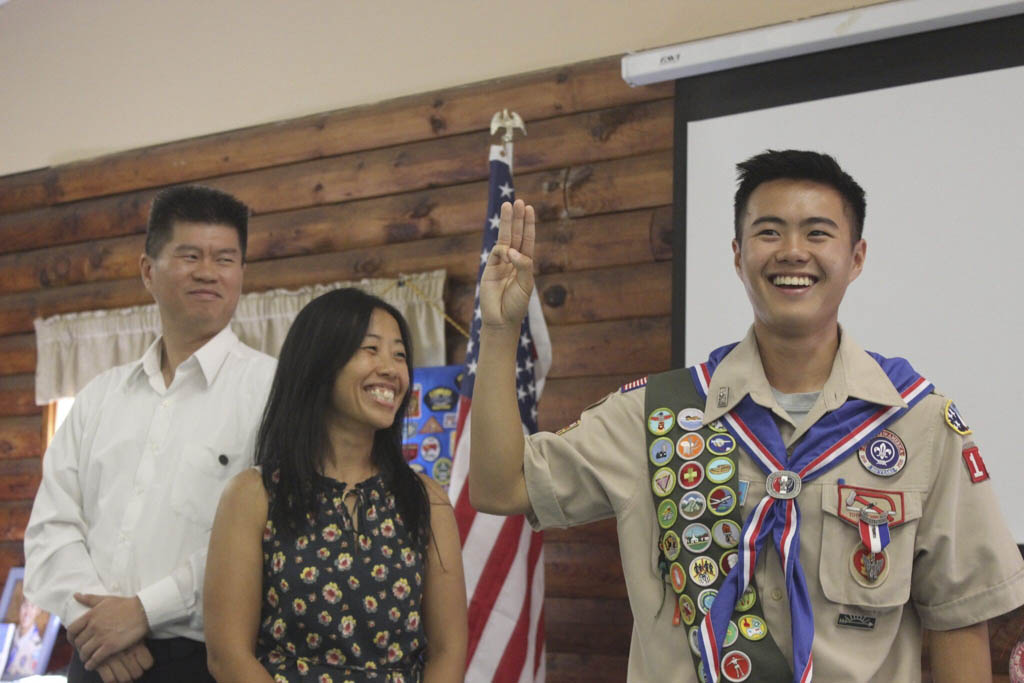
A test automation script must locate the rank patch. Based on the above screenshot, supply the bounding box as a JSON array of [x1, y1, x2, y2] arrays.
[[944, 399, 972, 435], [961, 444, 990, 483]]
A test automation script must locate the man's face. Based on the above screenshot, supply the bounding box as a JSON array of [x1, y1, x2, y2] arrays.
[[140, 221, 244, 341], [733, 179, 865, 337]]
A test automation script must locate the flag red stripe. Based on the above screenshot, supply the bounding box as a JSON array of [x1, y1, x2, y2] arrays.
[[493, 530, 544, 682], [465, 515, 526, 663], [453, 397, 477, 544], [533, 583, 546, 676]]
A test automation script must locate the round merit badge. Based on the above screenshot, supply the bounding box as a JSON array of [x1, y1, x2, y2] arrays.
[[678, 407, 705, 431], [736, 585, 757, 612], [706, 432, 737, 456], [421, 435, 442, 462], [649, 437, 674, 467], [682, 523, 712, 553], [708, 419, 729, 433], [706, 456, 736, 484], [689, 555, 719, 587], [944, 399, 972, 435], [432, 457, 452, 485], [679, 491, 707, 520], [712, 519, 741, 549], [657, 499, 678, 529], [720, 550, 739, 575], [698, 588, 718, 614], [661, 530, 681, 561], [679, 461, 705, 490], [707, 485, 737, 516], [648, 407, 675, 435], [738, 614, 768, 642], [689, 626, 701, 655], [858, 428, 907, 477], [724, 620, 739, 647], [678, 593, 696, 626], [676, 433, 705, 460], [652, 467, 676, 497], [670, 561, 687, 593], [722, 651, 752, 682]]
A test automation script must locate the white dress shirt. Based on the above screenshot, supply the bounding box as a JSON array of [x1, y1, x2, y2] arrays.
[[24, 325, 276, 641]]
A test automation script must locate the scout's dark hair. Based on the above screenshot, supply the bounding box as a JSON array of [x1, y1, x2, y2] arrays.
[[255, 288, 430, 547], [145, 185, 250, 259], [733, 149, 866, 243]]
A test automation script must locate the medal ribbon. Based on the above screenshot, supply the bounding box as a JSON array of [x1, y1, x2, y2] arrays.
[[690, 343, 931, 683]]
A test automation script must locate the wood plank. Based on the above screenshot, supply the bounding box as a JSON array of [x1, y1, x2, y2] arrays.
[[0, 375, 38, 417], [0, 416, 42, 460], [548, 317, 670, 379], [545, 541, 627, 599], [0, 334, 35, 375], [544, 518, 618, 545], [546, 653, 629, 683], [0, 100, 671, 257], [0, 501, 32, 542], [0, 57, 672, 214], [0, 459, 42, 501], [538, 374, 636, 434], [546, 597, 632, 655], [0, 152, 672, 335], [536, 261, 671, 325], [0, 541, 25, 583]]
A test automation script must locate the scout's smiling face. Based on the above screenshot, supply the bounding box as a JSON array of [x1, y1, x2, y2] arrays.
[[328, 308, 411, 437], [733, 178, 866, 337]]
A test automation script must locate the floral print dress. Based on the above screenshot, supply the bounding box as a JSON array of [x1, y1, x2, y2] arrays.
[[256, 473, 426, 682]]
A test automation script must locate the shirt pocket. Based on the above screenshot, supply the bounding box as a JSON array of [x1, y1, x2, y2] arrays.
[[170, 442, 243, 529], [819, 484, 922, 609]]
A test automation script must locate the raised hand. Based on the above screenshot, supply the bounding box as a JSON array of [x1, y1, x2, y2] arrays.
[[480, 199, 535, 331]]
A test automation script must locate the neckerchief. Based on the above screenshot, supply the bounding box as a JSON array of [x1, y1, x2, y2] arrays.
[[690, 342, 931, 683]]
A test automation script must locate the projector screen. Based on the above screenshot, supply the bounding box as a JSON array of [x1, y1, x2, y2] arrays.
[[685, 64, 1024, 540]]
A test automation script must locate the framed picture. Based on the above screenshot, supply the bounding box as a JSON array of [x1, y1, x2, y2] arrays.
[[0, 568, 60, 679]]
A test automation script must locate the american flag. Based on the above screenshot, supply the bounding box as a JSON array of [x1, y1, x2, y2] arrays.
[[448, 141, 551, 682]]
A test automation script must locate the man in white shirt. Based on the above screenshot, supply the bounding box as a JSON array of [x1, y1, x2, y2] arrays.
[[24, 186, 276, 683]]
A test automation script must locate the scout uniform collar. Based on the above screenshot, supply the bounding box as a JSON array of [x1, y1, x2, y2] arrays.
[[703, 327, 907, 443], [690, 337, 931, 683]]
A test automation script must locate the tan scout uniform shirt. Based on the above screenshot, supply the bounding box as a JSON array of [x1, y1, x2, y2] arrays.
[[524, 328, 1024, 682]]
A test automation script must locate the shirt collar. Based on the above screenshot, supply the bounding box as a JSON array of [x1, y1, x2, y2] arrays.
[[702, 325, 906, 424], [127, 325, 239, 390]]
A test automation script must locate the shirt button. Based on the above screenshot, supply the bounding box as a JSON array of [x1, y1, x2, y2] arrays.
[[111, 582, 120, 591], [771, 588, 784, 601]]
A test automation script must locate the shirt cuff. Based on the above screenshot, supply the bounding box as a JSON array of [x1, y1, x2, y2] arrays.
[[137, 576, 188, 629], [523, 437, 570, 530], [916, 565, 1024, 630], [61, 594, 94, 628]]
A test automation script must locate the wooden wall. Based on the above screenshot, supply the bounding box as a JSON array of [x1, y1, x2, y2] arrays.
[[0, 56, 673, 679]]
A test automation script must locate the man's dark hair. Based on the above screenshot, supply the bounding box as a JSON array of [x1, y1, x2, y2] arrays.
[[145, 185, 250, 259], [733, 150, 866, 243]]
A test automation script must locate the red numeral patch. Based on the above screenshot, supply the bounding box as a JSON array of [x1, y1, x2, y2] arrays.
[[961, 445, 990, 483]]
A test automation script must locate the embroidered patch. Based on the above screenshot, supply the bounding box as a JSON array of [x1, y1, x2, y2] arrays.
[[620, 376, 648, 393], [961, 443, 990, 483], [837, 613, 876, 630], [944, 399, 972, 435], [857, 428, 907, 477], [838, 485, 906, 528]]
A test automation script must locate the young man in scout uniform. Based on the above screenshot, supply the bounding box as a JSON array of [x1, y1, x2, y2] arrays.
[[25, 186, 276, 683], [469, 150, 1024, 682]]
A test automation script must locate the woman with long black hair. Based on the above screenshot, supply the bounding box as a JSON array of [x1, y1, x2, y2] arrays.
[[204, 288, 467, 682]]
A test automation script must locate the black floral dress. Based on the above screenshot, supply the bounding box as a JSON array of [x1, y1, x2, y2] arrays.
[[256, 472, 427, 682]]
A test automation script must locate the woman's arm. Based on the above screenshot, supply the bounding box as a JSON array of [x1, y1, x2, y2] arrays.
[[419, 475, 468, 682], [204, 469, 275, 683]]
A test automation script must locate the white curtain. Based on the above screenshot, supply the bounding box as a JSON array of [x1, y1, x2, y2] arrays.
[[34, 269, 448, 404]]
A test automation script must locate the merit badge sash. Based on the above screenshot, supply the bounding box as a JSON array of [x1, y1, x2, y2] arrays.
[[645, 369, 791, 683], [690, 343, 932, 683]]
